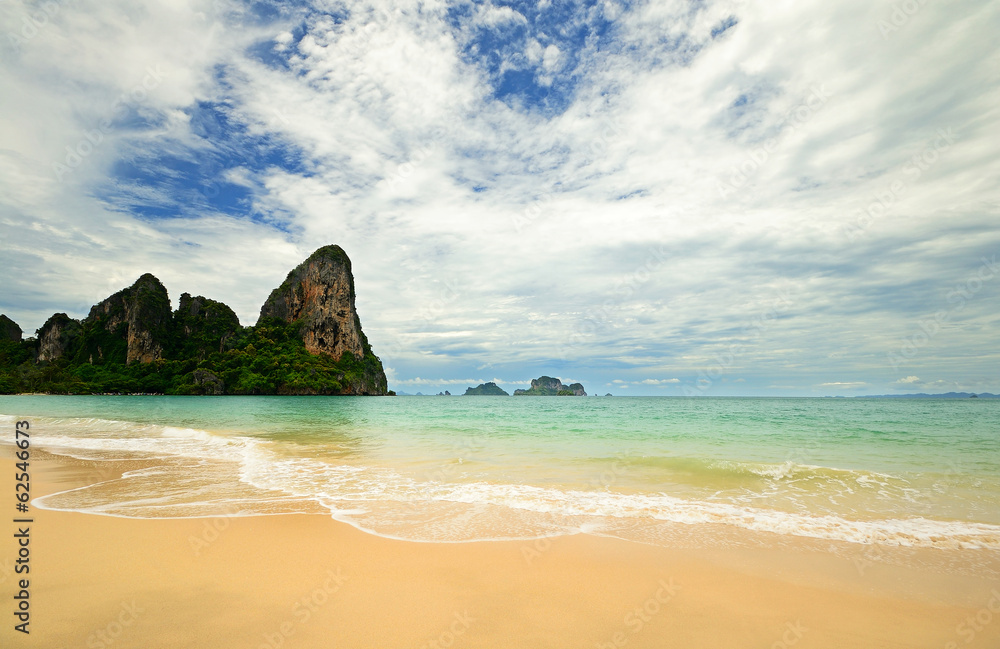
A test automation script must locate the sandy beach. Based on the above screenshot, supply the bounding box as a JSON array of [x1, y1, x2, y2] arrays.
[[1, 449, 998, 649]]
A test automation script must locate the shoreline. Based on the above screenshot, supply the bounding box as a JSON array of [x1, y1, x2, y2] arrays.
[[3, 449, 1000, 647]]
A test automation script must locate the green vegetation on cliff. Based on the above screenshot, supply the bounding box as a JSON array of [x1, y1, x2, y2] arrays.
[[0, 317, 385, 395], [463, 382, 510, 396], [0, 315, 22, 342], [513, 376, 587, 396], [170, 293, 242, 361], [0, 245, 389, 395]]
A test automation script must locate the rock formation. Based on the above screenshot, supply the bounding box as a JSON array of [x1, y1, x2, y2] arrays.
[[83, 273, 172, 364], [464, 382, 510, 396], [36, 313, 82, 362], [258, 245, 367, 360], [2, 245, 389, 395], [514, 376, 587, 396], [192, 369, 225, 395], [258, 245, 387, 395], [0, 315, 22, 342], [172, 293, 241, 359]]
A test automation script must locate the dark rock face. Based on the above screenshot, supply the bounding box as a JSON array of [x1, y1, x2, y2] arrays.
[[0, 315, 21, 342], [36, 313, 82, 362], [258, 245, 387, 395], [341, 369, 389, 396], [514, 376, 587, 396], [464, 382, 510, 396], [5, 246, 389, 396], [172, 293, 241, 359], [83, 273, 172, 364], [192, 369, 225, 395]]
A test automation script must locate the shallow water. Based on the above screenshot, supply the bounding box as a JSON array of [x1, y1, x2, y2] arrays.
[[2, 395, 999, 548]]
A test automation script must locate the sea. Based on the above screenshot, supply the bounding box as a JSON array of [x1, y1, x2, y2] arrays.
[[2, 395, 999, 550]]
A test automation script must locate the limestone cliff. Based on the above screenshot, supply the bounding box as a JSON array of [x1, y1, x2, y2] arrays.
[[0, 315, 22, 342], [257, 245, 387, 395], [83, 273, 172, 364], [2, 251, 389, 395], [514, 376, 587, 396], [171, 293, 241, 359], [258, 246, 367, 359], [36, 313, 82, 362], [464, 382, 510, 396]]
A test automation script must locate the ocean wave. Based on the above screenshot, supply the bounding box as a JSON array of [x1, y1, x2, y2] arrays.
[[11, 415, 1000, 550]]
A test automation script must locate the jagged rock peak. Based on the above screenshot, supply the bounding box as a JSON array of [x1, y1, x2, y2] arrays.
[[464, 382, 510, 396], [36, 313, 81, 363], [172, 292, 241, 358], [86, 273, 172, 364], [175, 293, 240, 329], [257, 245, 369, 360], [514, 376, 587, 396], [0, 315, 22, 342]]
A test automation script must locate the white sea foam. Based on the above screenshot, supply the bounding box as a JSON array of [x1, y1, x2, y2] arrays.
[[13, 415, 1000, 550]]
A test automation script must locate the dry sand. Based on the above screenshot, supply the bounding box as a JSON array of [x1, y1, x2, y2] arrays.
[[2, 452, 999, 649]]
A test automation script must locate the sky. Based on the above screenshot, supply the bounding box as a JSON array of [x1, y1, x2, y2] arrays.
[[1, 0, 998, 396]]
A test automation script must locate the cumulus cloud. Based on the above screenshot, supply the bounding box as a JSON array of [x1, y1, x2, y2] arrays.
[[1, 0, 998, 396], [887, 376, 975, 392], [474, 4, 528, 28]]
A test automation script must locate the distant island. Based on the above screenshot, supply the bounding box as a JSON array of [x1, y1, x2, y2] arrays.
[[0, 245, 389, 395], [514, 376, 587, 396], [464, 382, 509, 396], [856, 392, 998, 399], [459, 377, 587, 396]]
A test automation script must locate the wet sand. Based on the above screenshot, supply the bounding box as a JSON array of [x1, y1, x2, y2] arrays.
[[2, 451, 999, 649]]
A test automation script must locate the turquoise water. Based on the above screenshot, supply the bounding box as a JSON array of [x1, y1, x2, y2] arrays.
[[2, 396, 998, 548]]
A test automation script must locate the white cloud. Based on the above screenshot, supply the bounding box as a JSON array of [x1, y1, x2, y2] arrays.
[[392, 378, 485, 386], [525, 39, 543, 64], [474, 5, 528, 29], [1, 0, 998, 395], [887, 376, 970, 392], [535, 43, 562, 86], [392, 377, 531, 387]]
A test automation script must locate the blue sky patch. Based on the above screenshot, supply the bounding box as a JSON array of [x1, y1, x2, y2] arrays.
[[99, 98, 307, 224], [448, 0, 621, 115]]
